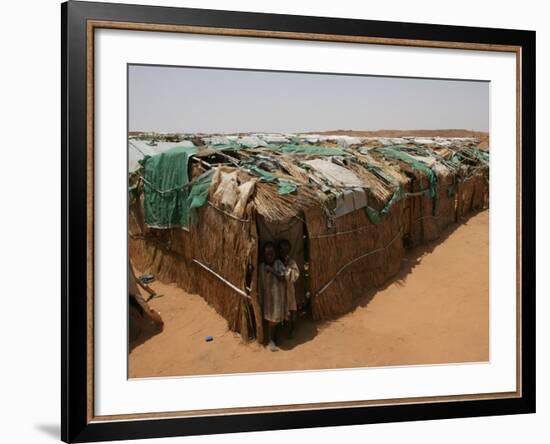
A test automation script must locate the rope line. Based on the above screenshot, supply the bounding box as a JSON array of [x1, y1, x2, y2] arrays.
[[192, 259, 251, 300], [315, 226, 404, 297], [207, 201, 250, 223]]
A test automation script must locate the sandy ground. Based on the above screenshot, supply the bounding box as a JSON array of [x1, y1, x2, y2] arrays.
[[129, 210, 489, 378]]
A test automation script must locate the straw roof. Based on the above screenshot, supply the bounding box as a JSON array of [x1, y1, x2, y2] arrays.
[[179, 134, 489, 223], [129, 132, 489, 224]]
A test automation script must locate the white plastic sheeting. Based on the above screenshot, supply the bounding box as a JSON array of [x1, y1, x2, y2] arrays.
[[332, 135, 363, 147], [299, 134, 323, 143], [128, 140, 195, 172], [297, 134, 363, 147], [303, 159, 364, 188], [302, 158, 368, 217], [253, 133, 290, 144], [376, 138, 395, 146], [412, 138, 436, 145], [334, 188, 368, 217], [237, 135, 268, 148], [388, 137, 408, 145], [203, 135, 232, 146], [432, 139, 453, 147]]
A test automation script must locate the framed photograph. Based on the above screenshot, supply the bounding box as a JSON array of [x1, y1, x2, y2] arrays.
[[61, 1, 535, 442]]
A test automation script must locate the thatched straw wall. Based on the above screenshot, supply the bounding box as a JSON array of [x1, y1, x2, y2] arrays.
[[395, 165, 458, 247], [435, 170, 459, 234], [470, 170, 490, 212], [306, 197, 405, 320], [129, 198, 260, 340], [457, 170, 489, 219], [304, 161, 486, 322], [417, 169, 458, 243], [398, 167, 429, 247]]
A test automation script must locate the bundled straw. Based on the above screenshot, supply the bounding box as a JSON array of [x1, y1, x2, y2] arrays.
[[129, 136, 489, 340]]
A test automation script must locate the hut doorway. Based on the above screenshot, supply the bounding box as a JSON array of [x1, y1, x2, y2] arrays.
[[256, 215, 309, 314]]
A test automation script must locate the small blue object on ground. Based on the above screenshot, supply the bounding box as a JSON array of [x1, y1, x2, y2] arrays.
[[205, 336, 213, 342], [139, 274, 155, 284]]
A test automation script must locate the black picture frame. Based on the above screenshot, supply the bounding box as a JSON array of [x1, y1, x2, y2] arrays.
[[61, 1, 536, 442]]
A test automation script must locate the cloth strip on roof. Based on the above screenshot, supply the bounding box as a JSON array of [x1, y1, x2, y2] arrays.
[[187, 170, 216, 226], [364, 187, 405, 225], [374, 146, 439, 213], [240, 160, 299, 196]]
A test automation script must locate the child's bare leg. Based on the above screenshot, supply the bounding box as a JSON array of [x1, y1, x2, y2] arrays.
[[267, 322, 279, 351]]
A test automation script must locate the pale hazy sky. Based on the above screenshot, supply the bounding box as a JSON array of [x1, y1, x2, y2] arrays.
[[128, 64, 489, 134]]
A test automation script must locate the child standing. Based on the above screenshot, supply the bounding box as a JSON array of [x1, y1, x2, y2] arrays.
[[258, 242, 286, 351], [278, 239, 300, 338]]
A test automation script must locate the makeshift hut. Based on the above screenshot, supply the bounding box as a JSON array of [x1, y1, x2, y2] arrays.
[[128, 134, 489, 343]]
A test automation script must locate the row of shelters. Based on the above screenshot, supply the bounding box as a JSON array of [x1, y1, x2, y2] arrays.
[[128, 133, 489, 343]]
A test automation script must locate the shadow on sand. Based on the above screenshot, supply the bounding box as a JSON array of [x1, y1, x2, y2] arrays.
[[276, 210, 484, 351]]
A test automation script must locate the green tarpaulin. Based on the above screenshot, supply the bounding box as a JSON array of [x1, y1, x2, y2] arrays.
[[187, 170, 215, 226], [206, 142, 345, 157], [273, 144, 346, 156], [208, 142, 242, 151], [365, 206, 381, 225], [277, 180, 298, 195], [472, 147, 490, 165], [244, 165, 278, 183], [364, 187, 405, 225], [374, 146, 438, 197], [140, 145, 198, 228], [241, 161, 299, 195], [374, 146, 439, 213]]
